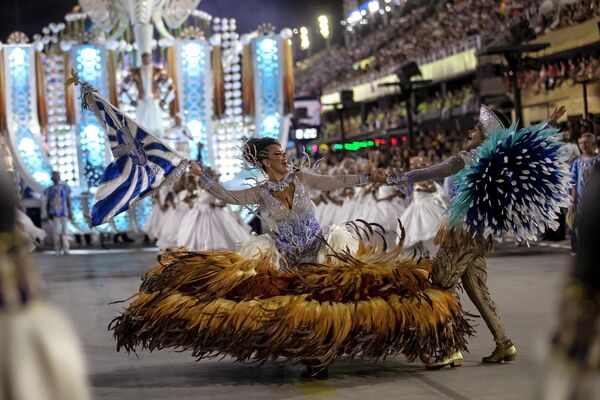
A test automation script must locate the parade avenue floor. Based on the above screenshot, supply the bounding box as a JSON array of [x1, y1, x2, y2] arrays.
[[35, 242, 571, 400]]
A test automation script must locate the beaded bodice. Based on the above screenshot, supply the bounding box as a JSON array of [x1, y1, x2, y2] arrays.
[[258, 175, 322, 265]]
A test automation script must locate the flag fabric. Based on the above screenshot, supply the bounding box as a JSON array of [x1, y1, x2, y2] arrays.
[[79, 83, 189, 226]]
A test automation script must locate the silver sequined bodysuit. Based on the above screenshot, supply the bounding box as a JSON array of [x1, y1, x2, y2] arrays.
[[199, 169, 372, 265]]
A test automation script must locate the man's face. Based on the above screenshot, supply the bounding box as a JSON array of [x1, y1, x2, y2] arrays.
[[141, 53, 151, 66], [52, 172, 60, 184], [578, 136, 594, 155], [466, 123, 484, 150]]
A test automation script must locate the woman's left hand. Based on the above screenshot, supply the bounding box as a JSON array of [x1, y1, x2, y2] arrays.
[[189, 162, 203, 176]]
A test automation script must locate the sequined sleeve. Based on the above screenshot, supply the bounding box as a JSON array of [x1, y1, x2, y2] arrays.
[[300, 170, 373, 191], [198, 172, 261, 205], [386, 151, 472, 185]]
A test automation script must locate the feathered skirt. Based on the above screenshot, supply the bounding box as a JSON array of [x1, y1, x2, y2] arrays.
[[110, 227, 473, 368]]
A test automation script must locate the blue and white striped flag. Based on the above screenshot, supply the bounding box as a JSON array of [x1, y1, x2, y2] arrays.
[[80, 86, 189, 226]]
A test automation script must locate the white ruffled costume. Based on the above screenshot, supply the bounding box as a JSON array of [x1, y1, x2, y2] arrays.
[[363, 185, 407, 245], [399, 182, 447, 256], [177, 190, 251, 251], [156, 190, 190, 250], [135, 65, 164, 138], [144, 186, 171, 241]]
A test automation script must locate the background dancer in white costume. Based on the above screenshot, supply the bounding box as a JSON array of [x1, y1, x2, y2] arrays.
[[177, 169, 251, 251], [400, 159, 448, 257]]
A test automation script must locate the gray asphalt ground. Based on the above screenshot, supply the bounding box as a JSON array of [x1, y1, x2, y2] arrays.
[[34, 243, 571, 400]]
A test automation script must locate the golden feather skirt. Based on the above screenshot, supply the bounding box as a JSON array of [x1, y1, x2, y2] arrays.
[[110, 241, 473, 368]]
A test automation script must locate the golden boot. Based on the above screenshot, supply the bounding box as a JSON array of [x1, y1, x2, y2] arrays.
[[423, 351, 464, 370], [482, 342, 517, 363]]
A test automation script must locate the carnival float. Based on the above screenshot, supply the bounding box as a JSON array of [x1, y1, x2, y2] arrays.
[[0, 0, 295, 234]]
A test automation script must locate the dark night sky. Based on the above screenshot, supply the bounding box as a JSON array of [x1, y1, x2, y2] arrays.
[[0, 0, 344, 47]]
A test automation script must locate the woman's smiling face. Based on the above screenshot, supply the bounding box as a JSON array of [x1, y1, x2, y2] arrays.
[[261, 144, 290, 176]]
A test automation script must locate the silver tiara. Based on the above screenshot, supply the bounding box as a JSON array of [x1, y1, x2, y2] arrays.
[[479, 105, 505, 137]]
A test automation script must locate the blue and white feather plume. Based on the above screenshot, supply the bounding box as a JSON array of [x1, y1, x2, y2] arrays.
[[446, 122, 571, 242]]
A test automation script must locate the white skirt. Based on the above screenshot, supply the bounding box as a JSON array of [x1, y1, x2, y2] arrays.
[[144, 202, 164, 240], [379, 186, 408, 230], [349, 189, 403, 247], [317, 200, 339, 228], [157, 205, 190, 250], [352, 191, 376, 222], [313, 201, 326, 227], [177, 205, 251, 251], [333, 195, 357, 224], [399, 190, 447, 249], [345, 188, 367, 222]]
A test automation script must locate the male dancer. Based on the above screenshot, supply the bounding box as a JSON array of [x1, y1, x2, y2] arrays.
[[385, 105, 566, 368], [569, 133, 599, 254], [44, 171, 72, 256]]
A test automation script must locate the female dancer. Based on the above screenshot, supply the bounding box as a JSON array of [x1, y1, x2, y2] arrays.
[[188, 138, 381, 265], [376, 181, 408, 245], [111, 137, 472, 378]]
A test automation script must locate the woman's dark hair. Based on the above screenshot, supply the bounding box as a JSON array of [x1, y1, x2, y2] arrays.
[[242, 137, 281, 170]]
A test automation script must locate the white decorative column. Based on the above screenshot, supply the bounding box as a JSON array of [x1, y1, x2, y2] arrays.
[[3, 44, 54, 192]]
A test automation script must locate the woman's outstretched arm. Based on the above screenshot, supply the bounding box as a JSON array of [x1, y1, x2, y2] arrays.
[[190, 163, 261, 206]]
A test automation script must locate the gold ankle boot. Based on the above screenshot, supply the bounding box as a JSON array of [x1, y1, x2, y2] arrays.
[[482, 343, 517, 363], [424, 351, 464, 370]]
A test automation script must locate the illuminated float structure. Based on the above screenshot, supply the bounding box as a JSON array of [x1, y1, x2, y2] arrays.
[[0, 0, 294, 235]]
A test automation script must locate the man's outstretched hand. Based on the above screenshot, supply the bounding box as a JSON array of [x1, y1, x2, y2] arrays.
[[372, 168, 387, 183], [550, 105, 566, 124]]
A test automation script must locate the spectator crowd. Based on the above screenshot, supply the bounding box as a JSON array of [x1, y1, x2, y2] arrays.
[[517, 54, 600, 94], [296, 0, 600, 97], [321, 83, 476, 140]]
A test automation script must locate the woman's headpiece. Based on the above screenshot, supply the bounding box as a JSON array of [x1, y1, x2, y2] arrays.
[[242, 137, 280, 171], [479, 105, 505, 137]]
